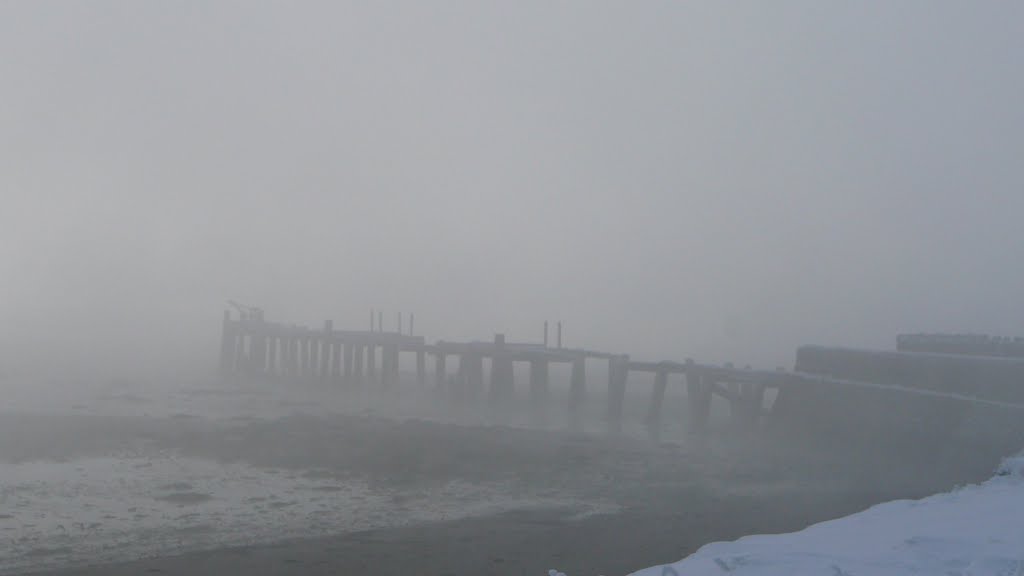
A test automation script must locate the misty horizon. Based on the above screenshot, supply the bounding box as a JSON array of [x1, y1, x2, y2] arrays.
[[3, 2, 1022, 379]]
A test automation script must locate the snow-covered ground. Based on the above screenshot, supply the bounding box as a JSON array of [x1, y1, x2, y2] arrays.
[[623, 453, 1024, 576]]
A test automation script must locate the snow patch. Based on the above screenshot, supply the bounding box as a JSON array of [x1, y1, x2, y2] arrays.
[[628, 453, 1024, 576]]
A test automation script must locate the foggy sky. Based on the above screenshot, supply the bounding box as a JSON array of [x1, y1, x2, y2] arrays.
[[2, 1, 1023, 377]]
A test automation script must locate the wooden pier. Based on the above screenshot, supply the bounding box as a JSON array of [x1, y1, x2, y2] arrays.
[[218, 308, 1024, 445]]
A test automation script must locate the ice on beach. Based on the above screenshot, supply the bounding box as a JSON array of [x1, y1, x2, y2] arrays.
[[629, 452, 1024, 576], [0, 455, 388, 573], [0, 454, 615, 575]]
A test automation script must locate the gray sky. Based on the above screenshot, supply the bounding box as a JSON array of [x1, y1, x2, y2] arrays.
[[2, 1, 1022, 376]]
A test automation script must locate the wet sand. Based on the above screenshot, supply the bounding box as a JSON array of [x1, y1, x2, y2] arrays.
[[35, 491, 898, 576], [3, 408, 980, 576]]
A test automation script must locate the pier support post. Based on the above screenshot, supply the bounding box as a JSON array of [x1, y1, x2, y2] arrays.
[[320, 321, 332, 383], [291, 334, 301, 379], [251, 325, 267, 377], [235, 330, 245, 374], [686, 363, 712, 436], [331, 341, 342, 383], [306, 333, 317, 380], [466, 353, 484, 402], [283, 333, 294, 378], [646, 368, 668, 441], [454, 354, 467, 403], [367, 343, 376, 384], [383, 342, 399, 387], [434, 353, 447, 390], [296, 334, 307, 379], [416, 348, 426, 387], [529, 359, 550, 427], [488, 335, 515, 421], [568, 355, 586, 432], [267, 336, 279, 377], [380, 343, 391, 387], [353, 344, 364, 385], [343, 343, 353, 383], [607, 355, 628, 435], [391, 344, 401, 387], [219, 311, 238, 378], [289, 333, 302, 380], [733, 380, 766, 431], [455, 352, 481, 404]]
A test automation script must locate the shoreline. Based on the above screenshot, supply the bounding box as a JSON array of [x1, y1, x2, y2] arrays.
[[0, 392, 994, 576], [18, 485, 906, 576]]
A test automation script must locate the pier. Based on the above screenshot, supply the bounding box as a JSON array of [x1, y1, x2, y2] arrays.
[[218, 307, 1024, 445]]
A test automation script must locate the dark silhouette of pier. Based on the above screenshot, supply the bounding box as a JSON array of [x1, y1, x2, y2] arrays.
[[218, 307, 1024, 446]]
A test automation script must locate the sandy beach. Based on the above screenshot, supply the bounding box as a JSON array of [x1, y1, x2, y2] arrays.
[[0, 377, 995, 576]]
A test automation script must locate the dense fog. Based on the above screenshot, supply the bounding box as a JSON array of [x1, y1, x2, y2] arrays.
[[3, 2, 1023, 381], [2, 4, 1024, 576]]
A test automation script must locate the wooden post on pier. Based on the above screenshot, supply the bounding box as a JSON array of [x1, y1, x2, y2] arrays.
[[353, 344, 364, 384], [300, 334, 309, 379], [434, 352, 447, 390], [267, 336, 279, 377], [455, 352, 480, 404], [307, 333, 318, 380], [276, 336, 285, 377], [529, 359, 550, 427], [646, 368, 669, 441], [686, 362, 712, 435], [251, 324, 267, 377], [331, 341, 342, 383], [379, 342, 391, 387], [313, 334, 323, 380], [219, 311, 238, 377], [733, 380, 766, 431], [416, 348, 426, 386], [296, 333, 306, 378], [607, 355, 628, 435], [568, 355, 586, 432], [489, 335, 514, 420], [235, 332, 247, 376], [343, 342, 353, 383], [263, 334, 273, 377], [233, 329, 245, 377], [386, 344, 394, 387], [387, 343, 398, 386], [466, 353, 484, 401], [320, 321, 332, 382], [245, 327, 257, 376], [281, 333, 292, 378], [386, 342, 400, 387], [292, 333, 302, 379], [394, 344, 403, 386], [454, 354, 467, 402], [286, 333, 296, 378], [367, 343, 376, 384]]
